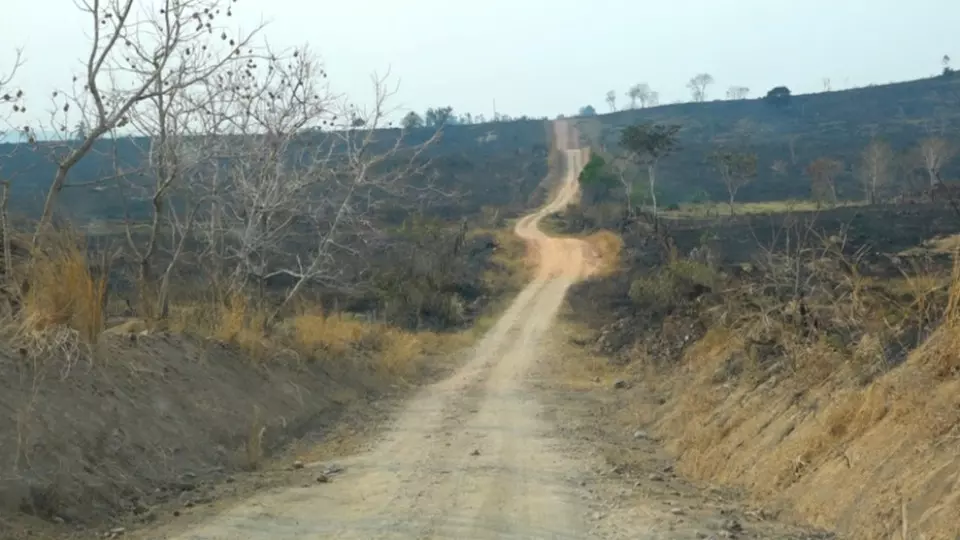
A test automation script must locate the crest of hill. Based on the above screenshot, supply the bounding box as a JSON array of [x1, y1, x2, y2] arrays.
[[575, 73, 960, 204]]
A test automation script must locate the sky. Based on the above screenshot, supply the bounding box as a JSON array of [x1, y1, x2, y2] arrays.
[[2, 0, 958, 129]]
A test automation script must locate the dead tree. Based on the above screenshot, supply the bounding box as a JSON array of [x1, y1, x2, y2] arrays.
[[858, 139, 893, 204], [190, 46, 440, 324], [32, 0, 263, 245], [806, 158, 844, 207], [918, 137, 955, 187]]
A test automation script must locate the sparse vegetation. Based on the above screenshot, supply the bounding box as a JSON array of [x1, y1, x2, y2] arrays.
[[577, 74, 960, 206], [0, 1, 551, 532], [559, 140, 960, 538], [3, 5, 960, 536], [551, 66, 960, 535]]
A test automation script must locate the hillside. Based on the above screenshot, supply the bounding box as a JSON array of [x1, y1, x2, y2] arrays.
[[5, 73, 959, 223], [0, 120, 551, 225], [574, 73, 960, 204]]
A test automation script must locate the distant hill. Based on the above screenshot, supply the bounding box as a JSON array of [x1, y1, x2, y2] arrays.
[[5, 72, 960, 224], [0, 120, 551, 225], [574, 72, 960, 204]]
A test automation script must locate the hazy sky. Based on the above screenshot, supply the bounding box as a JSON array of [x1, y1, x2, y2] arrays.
[[3, 0, 958, 126]]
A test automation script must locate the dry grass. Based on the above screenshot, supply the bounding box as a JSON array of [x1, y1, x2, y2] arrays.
[[153, 221, 532, 372], [244, 404, 266, 471], [14, 232, 107, 349], [900, 232, 960, 256], [548, 322, 621, 389], [291, 311, 370, 356], [165, 293, 273, 358], [661, 199, 867, 219], [289, 309, 469, 378], [481, 227, 531, 291], [214, 294, 272, 355], [166, 296, 460, 376], [583, 229, 623, 276], [637, 252, 960, 539]]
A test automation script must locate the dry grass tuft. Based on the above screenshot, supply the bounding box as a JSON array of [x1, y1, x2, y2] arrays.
[[161, 277, 489, 374], [17, 232, 106, 345], [213, 294, 271, 357], [583, 229, 623, 276], [907, 253, 960, 378], [291, 311, 369, 356], [165, 292, 275, 358], [368, 326, 432, 378], [290, 309, 464, 378], [244, 404, 266, 471]]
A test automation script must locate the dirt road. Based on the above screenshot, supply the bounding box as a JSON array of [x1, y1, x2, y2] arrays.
[[136, 121, 824, 540], [139, 121, 600, 539]]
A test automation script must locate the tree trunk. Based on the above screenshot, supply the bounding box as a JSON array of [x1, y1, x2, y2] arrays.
[[647, 163, 658, 218], [33, 126, 109, 245], [0, 182, 10, 285], [619, 172, 633, 216]]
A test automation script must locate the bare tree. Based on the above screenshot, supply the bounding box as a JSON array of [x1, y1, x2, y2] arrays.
[[726, 86, 749, 100], [626, 83, 652, 109], [687, 73, 714, 102], [32, 0, 264, 244], [787, 134, 800, 165], [710, 149, 758, 215], [822, 78, 832, 92], [605, 90, 617, 112], [917, 137, 955, 187], [190, 49, 440, 323], [806, 158, 844, 207], [647, 91, 660, 107], [858, 139, 893, 204], [118, 42, 269, 318]]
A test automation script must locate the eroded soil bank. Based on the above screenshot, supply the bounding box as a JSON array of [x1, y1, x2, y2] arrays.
[[0, 332, 443, 537], [557, 203, 960, 540]]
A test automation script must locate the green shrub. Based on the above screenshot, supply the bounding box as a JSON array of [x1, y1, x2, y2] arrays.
[[628, 258, 719, 310], [669, 258, 719, 289], [629, 274, 678, 307]]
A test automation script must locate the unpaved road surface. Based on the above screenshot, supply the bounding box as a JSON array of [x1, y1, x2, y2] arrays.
[[139, 121, 825, 540], [149, 120, 597, 540]]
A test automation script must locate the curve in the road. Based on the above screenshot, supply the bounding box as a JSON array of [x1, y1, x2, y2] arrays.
[[151, 119, 601, 540]]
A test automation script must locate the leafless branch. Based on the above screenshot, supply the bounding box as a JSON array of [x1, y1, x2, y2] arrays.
[[182, 46, 440, 322], [858, 139, 893, 204], [0, 48, 28, 144], [32, 0, 266, 244], [917, 137, 955, 187]]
